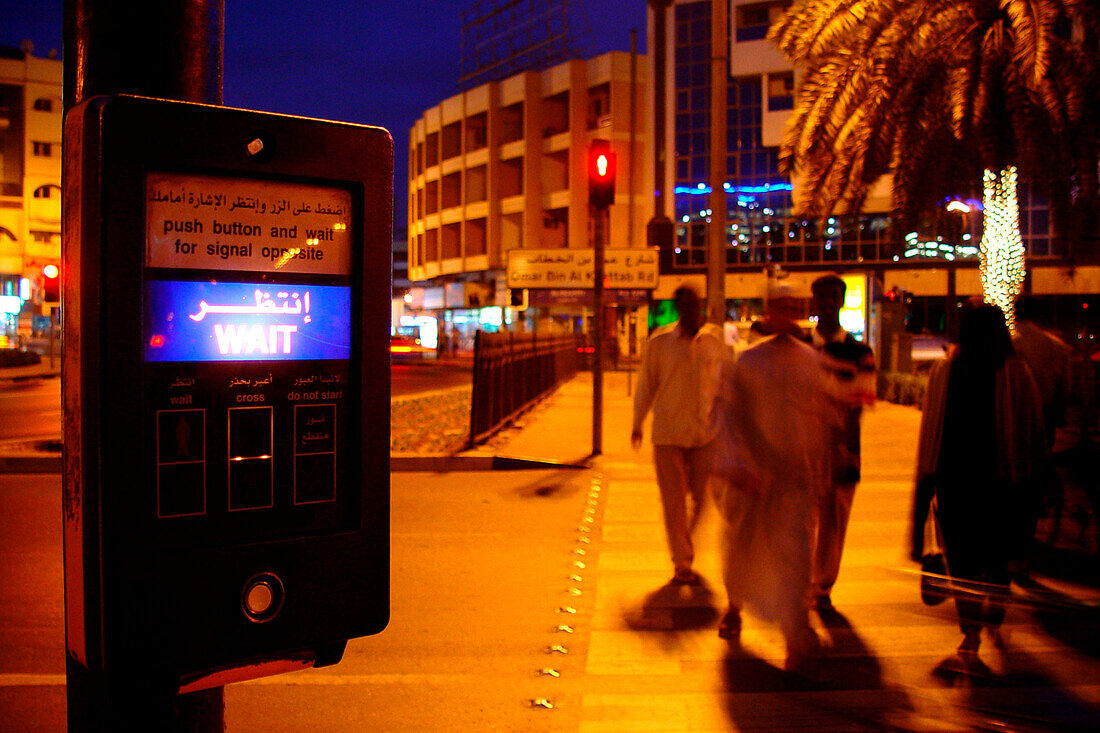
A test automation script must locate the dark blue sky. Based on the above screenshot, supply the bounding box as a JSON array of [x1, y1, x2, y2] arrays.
[[3, 0, 648, 227]]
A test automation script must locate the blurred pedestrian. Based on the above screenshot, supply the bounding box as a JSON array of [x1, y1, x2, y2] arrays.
[[911, 303, 1048, 672], [1013, 296, 1072, 449], [746, 319, 767, 344], [711, 281, 833, 671], [436, 326, 450, 360], [723, 311, 742, 355], [807, 274, 876, 614], [632, 285, 727, 586]]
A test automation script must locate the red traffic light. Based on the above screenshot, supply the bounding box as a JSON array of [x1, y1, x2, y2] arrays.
[[588, 140, 616, 210], [42, 264, 60, 302]]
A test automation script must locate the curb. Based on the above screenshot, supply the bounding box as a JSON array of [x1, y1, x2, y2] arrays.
[[390, 453, 589, 472], [0, 369, 61, 384], [0, 450, 589, 475], [0, 455, 61, 474]]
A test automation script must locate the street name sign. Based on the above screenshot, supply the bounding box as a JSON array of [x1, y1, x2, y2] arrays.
[[506, 247, 659, 289]]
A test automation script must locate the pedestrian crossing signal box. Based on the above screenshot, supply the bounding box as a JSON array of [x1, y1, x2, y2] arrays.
[[63, 95, 391, 696]]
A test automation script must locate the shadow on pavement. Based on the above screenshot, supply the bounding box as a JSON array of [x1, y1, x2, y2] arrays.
[[930, 644, 1100, 731], [721, 608, 916, 731], [622, 578, 720, 633], [1036, 604, 1100, 657]]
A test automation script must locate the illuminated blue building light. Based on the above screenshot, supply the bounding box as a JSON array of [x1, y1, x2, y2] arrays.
[[668, 181, 792, 193]]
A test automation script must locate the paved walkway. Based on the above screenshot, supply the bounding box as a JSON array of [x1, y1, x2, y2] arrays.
[[3, 360, 1097, 730], [490, 370, 1100, 731]]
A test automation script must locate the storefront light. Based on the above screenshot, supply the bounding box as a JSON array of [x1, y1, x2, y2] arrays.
[[479, 307, 502, 327], [0, 295, 22, 315]]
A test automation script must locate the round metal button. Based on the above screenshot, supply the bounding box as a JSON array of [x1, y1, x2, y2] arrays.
[[245, 582, 274, 615], [241, 572, 284, 623]]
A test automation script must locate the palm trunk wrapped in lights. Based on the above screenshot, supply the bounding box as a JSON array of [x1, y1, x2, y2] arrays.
[[979, 167, 1025, 331]]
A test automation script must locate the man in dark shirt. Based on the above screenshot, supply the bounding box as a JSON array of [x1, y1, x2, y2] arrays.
[[808, 274, 876, 614]]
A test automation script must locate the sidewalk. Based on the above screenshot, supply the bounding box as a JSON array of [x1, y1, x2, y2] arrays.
[[3, 366, 1100, 729], [481, 370, 1100, 731]]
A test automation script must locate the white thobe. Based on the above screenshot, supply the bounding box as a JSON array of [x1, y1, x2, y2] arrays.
[[712, 333, 832, 640]]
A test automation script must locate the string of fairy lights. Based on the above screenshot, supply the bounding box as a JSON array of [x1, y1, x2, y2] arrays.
[[979, 166, 1026, 332]]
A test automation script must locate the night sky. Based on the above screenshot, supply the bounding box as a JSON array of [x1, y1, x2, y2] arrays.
[[3, 0, 648, 229]]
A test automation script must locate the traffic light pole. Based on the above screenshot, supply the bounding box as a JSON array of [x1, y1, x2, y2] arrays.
[[587, 141, 615, 457], [592, 206, 605, 457]]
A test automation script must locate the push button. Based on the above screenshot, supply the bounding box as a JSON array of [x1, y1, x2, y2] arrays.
[[241, 572, 284, 623]]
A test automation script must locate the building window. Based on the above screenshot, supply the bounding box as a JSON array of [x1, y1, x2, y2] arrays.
[[441, 121, 462, 161], [33, 98, 54, 112], [767, 73, 795, 111], [500, 102, 524, 144], [32, 142, 53, 157], [465, 112, 488, 152], [33, 184, 59, 198], [425, 131, 439, 168], [587, 83, 611, 130], [31, 230, 57, 243], [735, 2, 791, 43], [673, 0, 714, 269]]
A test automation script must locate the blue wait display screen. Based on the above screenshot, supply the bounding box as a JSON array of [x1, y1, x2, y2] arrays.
[[144, 280, 351, 362]]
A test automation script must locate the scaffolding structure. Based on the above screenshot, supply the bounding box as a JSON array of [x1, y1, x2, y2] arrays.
[[459, 0, 584, 90]]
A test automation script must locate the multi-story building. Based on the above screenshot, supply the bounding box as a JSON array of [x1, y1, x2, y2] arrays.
[[650, 0, 1097, 342], [407, 50, 652, 349], [0, 43, 62, 342]]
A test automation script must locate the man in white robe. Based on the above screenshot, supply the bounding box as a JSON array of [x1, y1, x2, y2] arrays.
[[712, 282, 833, 671]]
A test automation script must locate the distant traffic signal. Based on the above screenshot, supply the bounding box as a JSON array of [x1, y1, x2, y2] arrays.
[[588, 140, 616, 210], [42, 264, 60, 302]]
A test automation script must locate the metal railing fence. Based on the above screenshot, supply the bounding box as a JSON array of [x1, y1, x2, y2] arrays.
[[468, 331, 578, 447]]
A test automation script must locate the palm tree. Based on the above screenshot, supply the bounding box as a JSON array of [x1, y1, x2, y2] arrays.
[[769, 0, 1100, 328]]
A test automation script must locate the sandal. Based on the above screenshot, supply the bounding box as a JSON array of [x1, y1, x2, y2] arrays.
[[717, 610, 741, 639], [670, 570, 699, 585]]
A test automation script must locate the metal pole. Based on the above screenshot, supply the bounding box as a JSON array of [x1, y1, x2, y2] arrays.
[[592, 207, 605, 456], [646, 0, 675, 262], [629, 30, 637, 248], [627, 307, 636, 396], [63, 1, 225, 730], [64, 0, 224, 111], [628, 30, 637, 397], [706, 0, 727, 325], [49, 309, 56, 369]]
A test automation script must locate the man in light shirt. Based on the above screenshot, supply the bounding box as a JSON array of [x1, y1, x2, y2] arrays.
[[632, 285, 728, 585]]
